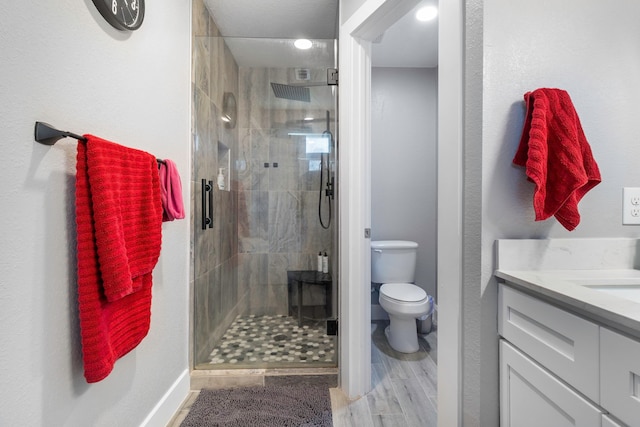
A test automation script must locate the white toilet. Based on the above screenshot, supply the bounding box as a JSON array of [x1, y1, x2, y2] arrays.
[[371, 240, 433, 353]]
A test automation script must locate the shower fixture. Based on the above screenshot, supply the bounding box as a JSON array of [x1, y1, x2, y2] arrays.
[[319, 111, 334, 230], [270, 82, 311, 103], [270, 68, 338, 103]]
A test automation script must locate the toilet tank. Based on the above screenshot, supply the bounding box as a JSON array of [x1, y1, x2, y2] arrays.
[[371, 240, 419, 284]]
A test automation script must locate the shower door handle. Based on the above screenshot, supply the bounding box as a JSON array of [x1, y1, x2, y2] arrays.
[[201, 179, 213, 230]]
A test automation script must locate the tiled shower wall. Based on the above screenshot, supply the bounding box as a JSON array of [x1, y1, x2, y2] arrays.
[[236, 67, 335, 317], [191, 2, 242, 366]]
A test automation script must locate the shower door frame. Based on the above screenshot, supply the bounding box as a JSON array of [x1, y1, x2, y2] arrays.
[[190, 34, 340, 371]]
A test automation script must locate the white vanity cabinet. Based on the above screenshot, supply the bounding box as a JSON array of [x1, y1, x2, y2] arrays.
[[600, 327, 640, 426], [499, 284, 637, 427], [500, 340, 602, 426], [603, 415, 626, 427]]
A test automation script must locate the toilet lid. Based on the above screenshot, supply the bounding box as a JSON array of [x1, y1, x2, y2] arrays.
[[380, 283, 427, 302]]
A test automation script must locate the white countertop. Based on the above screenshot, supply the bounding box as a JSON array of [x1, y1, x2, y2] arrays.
[[495, 238, 640, 338], [495, 269, 640, 336]]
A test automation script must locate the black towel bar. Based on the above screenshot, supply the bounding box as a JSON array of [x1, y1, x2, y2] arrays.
[[34, 121, 165, 165], [34, 121, 86, 145]]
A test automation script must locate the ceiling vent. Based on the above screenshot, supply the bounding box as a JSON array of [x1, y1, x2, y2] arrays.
[[295, 68, 311, 81]]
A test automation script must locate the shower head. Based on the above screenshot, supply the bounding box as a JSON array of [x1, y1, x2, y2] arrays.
[[270, 82, 310, 103]]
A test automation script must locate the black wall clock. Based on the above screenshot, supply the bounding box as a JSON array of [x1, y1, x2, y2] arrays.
[[92, 0, 145, 31]]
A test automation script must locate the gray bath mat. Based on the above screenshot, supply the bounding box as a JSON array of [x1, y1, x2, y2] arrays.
[[181, 385, 333, 426]]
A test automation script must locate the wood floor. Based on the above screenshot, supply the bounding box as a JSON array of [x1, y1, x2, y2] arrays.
[[330, 321, 438, 427], [168, 320, 437, 426]]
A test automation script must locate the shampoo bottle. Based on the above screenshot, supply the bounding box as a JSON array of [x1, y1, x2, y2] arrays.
[[322, 252, 329, 274], [317, 252, 323, 272], [217, 168, 225, 190]]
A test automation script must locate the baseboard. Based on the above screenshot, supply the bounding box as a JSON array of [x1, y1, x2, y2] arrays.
[[140, 369, 190, 427]]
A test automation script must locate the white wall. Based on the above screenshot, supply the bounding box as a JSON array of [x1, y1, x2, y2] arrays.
[[472, 0, 640, 425], [0, 2, 191, 426], [371, 67, 437, 298]]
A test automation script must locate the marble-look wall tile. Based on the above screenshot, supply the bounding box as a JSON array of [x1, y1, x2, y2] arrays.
[[238, 158, 268, 192], [221, 42, 238, 110], [239, 68, 270, 130], [268, 253, 300, 287], [238, 253, 268, 287], [193, 38, 210, 96], [247, 283, 288, 316], [269, 136, 300, 166], [268, 191, 301, 253], [251, 128, 271, 161], [300, 190, 333, 255], [238, 190, 269, 253], [238, 254, 288, 315], [269, 163, 300, 192], [208, 268, 222, 330], [220, 258, 236, 313], [194, 269, 219, 364], [297, 252, 317, 272], [209, 37, 224, 110], [298, 158, 319, 192], [194, 87, 210, 142], [192, 0, 209, 38], [217, 190, 234, 263]]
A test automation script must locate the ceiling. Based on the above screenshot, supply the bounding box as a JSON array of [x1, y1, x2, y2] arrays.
[[203, 0, 438, 69]]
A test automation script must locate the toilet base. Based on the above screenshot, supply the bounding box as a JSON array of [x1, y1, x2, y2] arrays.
[[384, 316, 420, 353]]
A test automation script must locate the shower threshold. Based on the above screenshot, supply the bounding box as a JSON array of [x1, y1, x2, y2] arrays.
[[191, 367, 338, 390]]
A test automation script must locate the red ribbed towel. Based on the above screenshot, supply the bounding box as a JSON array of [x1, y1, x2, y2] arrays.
[[513, 88, 601, 231], [75, 135, 163, 383]]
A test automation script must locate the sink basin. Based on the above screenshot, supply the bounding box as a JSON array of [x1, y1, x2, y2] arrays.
[[582, 285, 640, 304], [567, 277, 640, 304]]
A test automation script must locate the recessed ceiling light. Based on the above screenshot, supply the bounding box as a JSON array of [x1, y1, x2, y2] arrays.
[[416, 6, 438, 22], [294, 39, 313, 50]]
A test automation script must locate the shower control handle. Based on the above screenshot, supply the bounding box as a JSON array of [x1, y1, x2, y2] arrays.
[[325, 177, 334, 199]]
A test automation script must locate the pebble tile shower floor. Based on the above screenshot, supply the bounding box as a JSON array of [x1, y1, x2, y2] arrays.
[[208, 315, 336, 367]]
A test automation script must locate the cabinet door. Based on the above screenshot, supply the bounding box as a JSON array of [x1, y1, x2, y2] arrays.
[[499, 284, 600, 402], [602, 414, 625, 427], [601, 327, 640, 427], [501, 340, 602, 427]]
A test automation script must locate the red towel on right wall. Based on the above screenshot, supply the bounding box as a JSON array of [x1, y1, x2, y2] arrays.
[[513, 88, 601, 231]]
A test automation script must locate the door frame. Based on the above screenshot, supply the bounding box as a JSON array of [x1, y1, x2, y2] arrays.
[[338, 0, 464, 425]]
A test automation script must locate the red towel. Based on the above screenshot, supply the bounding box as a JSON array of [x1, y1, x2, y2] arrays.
[[159, 159, 185, 221], [513, 88, 601, 231], [75, 135, 163, 382]]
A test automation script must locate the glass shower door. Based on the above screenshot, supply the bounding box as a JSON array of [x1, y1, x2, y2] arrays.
[[192, 35, 338, 369]]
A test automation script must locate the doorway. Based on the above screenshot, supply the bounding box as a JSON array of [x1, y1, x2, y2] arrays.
[[339, 1, 463, 425]]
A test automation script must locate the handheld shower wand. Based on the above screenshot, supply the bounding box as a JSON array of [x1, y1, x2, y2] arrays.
[[319, 111, 334, 229]]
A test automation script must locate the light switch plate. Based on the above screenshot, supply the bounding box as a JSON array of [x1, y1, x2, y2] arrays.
[[623, 187, 640, 225]]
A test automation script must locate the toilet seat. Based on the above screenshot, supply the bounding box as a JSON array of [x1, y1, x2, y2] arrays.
[[380, 283, 427, 303]]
